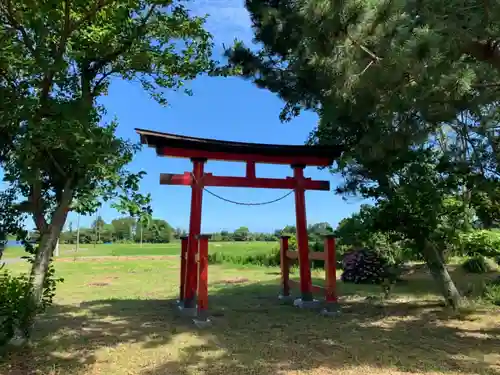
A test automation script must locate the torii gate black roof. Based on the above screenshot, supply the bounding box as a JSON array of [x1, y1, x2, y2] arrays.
[[135, 128, 342, 163]]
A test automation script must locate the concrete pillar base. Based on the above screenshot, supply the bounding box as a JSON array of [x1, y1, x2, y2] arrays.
[[320, 302, 341, 316], [193, 317, 212, 328], [278, 294, 294, 304], [177, 304, 198, 318], [293, 297, 321, 309]]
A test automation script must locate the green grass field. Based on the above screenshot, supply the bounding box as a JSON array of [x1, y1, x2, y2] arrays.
[[2, 241, 276, 259], [1, 256, 499, 375]]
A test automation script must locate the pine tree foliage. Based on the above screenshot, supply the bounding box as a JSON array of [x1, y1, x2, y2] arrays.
[[227, 0, 500, 217], [228, 0, 500, 143]]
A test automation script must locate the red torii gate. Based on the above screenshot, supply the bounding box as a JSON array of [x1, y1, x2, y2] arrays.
[[136, 128, 342, 315]]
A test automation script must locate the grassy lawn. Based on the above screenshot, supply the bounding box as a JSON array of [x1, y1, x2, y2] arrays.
[[1, 258, 499, 375], [2, 241, 276, 259]]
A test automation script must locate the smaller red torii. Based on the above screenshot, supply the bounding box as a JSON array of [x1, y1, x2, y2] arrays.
[[137, 128, 342, 315]]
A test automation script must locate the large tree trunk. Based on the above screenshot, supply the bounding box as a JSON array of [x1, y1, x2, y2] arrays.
[[0, 239, 5, 262], [11, 200, 70, 345], [421, 240, 461, 310]]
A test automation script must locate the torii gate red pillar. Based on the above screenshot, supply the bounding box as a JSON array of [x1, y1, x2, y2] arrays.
[[293, 165, 313, 301], [184, 158, 206, 309]]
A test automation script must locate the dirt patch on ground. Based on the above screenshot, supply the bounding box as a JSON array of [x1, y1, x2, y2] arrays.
[[212, 277, 250, 285], [55, 255, 178, 263], [87, 276, 119, 287], [87, 282, 110, 287]]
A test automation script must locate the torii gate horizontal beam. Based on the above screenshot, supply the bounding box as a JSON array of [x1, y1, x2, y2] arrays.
[[159, 147, 334, 167], [160, 172, 330, 191], [136, 128, 343, 167]]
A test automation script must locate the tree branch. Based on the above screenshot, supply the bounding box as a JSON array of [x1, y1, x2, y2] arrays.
[[92, 69, 118, 95], [31, 170, 48, 232], [88, 5, 157, 76], [46, 150, 67, 178], [466, 40, 500, 72], [472, 82, 500, 88], [483, 0, 490, 24], [50, 177, 74, 233], [55, 0, 71, 58], [2, 0, 37, 58], [347, 33, 381, 62]]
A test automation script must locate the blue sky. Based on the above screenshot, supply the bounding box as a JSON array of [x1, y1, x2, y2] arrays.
[[10, 0, 370, 233]]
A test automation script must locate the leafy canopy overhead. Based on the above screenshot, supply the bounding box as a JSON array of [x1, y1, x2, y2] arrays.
[[0, 0, 219, 230]]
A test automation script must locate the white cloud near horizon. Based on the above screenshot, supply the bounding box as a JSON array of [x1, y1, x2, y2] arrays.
[[189, 0, 254, 44]]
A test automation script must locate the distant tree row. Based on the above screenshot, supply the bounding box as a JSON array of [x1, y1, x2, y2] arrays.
[[56, 216, 175, 244], [178, 222, 333, 243], [42, 218, 335, 245]]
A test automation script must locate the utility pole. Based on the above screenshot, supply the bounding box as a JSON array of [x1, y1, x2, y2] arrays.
[[93, 211, 98, 248], [97, 208, 102, 243], [54, 237, 60, 257], [76, 214, 80, 252], [140, 222, 143, 248]]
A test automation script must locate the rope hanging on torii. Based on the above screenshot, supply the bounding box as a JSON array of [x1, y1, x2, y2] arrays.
[[190, 172, 294, 206], [204, 188, 293, 206]]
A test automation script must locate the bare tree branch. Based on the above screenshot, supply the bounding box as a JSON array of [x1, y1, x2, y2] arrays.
[[92, 69, 118, 95]]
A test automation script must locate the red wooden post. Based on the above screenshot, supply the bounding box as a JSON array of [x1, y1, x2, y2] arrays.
[[293, 165, 313, 301], [280, 235, 291, 297], [179, 236, 188, 302], [324, 235, 338, 303], [184, 158, 206, 309], [197, 234, 210, 313], [246, 161, 256, 179]]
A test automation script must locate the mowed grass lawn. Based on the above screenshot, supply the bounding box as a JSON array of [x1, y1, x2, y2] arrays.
[[1, 258, 499, 375], [2, 241, 276, 259]]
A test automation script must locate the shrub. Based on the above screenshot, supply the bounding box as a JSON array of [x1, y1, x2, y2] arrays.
[[341, 248, 396, 284], [458, 230, 500, 257], [495, 255, 500, 265], [461, 255, 498, 274], [0, 263, 62, 346], [0, 271, 30, 346], [482, 277, 500, 306], [287, 235, 297, 250], [206, 238, 344, 270], [208, 247, 281, 267]]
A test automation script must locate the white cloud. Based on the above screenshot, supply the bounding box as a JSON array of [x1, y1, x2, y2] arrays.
[[189, 0, 254, 43]]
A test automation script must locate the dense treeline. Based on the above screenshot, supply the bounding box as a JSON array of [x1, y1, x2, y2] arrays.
[[19, 219, 334, 245], [17, 208, 500, 264], [61, 217, 175, 244], [210, 222, 333, 243]]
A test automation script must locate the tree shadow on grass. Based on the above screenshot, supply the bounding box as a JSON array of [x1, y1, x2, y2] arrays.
[[1, 282, 499, 375], [308, 265, 500, 301]]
